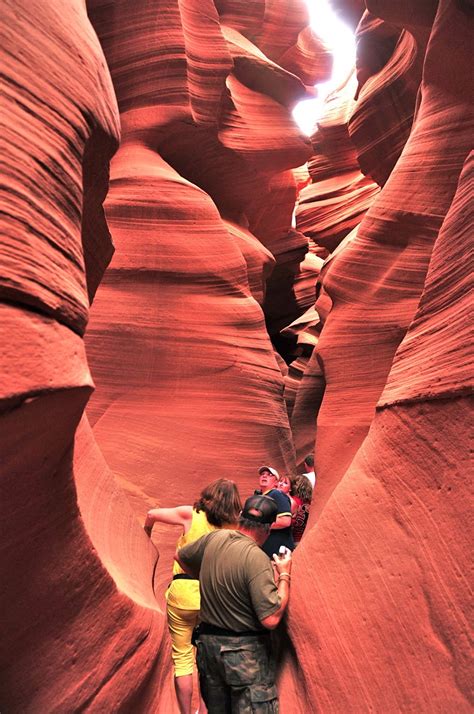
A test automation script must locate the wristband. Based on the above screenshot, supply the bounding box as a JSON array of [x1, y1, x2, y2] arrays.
[[278, 573, 291, 581]]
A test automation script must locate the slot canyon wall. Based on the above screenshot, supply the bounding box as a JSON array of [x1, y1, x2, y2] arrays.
[[1, 0, 472, 712]]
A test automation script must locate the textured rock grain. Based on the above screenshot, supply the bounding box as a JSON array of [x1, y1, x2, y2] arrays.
[[286, 2, 473, 711], [2, 0, 472, 711], [1, 2, 171, 711]]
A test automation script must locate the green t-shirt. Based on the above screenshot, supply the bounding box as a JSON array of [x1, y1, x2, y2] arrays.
[[178, 529, 280, 632]]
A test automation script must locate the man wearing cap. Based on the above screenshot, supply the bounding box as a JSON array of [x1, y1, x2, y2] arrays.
[[176, 494, 292, 713], [257, 466, 295, 559]]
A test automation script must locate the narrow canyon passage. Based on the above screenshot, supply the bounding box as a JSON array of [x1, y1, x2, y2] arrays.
[[1, 0, 472, 712]]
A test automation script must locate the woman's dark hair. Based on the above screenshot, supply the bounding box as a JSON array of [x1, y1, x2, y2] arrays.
[[194, 479, 242, 527], [283, 475, 297, 493], [293, 475, 313, 504]]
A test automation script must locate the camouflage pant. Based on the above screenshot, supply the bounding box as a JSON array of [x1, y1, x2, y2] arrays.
[[196, 633, 279, 713]]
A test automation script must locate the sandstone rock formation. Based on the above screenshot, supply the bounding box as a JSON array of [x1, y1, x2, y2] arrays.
[[288, 0, 473, 711], [84, 0, 330, 614], [1, 0, 325, 710], [1, 0, 472, 711], [1, 0, 172, 710]]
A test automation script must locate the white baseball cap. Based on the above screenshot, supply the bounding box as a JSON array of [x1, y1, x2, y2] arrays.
[[258, 465, 280, 478]]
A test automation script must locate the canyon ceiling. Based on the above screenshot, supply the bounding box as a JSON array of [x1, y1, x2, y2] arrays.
[[1, 0, 472, 711]]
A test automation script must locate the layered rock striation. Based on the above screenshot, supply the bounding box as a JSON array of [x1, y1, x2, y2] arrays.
[[1, 0, 472, 711], [288, 0, 473, 711], [1, 1, 172, 710]]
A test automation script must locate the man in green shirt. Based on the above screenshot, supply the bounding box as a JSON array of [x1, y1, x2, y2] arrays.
[[176, 494, 293, 713]]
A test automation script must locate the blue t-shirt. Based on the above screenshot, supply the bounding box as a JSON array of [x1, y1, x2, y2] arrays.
[[261, 489, 295, 558]]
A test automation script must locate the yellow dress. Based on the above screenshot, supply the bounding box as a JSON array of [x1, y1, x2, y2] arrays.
[[166, 509, 216, 610]]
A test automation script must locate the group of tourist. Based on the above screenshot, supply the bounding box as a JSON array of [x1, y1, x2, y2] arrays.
[[144, 459, 316, 714], [255, 460, 314, 554]]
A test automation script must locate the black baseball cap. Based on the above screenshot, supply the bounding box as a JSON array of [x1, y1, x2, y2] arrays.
[[241, 494, 278, 525]]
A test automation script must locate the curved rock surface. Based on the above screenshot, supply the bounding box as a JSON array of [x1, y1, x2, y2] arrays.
[[2, 0, 472, 711], [84, 3, 319, 610], [299, 0, 473, 521], [350, 4, 436, 186], [289, 145, 473, 713], [287, 1, 473, 711], [1, 1, 172, 710], [295, 77, 379, 257]]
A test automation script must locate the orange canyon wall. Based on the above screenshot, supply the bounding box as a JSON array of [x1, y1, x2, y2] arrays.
[[1, 0, 472, 711]]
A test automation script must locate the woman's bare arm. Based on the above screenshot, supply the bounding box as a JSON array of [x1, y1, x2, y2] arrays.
[[144, 505, 193, 536]]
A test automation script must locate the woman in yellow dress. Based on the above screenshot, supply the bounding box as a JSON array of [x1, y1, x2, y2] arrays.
[[144, 479, 241, 714]]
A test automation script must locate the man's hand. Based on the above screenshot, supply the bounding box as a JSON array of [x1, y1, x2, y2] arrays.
[[272, 547, 292, 577], [261, 548, 293, 629]]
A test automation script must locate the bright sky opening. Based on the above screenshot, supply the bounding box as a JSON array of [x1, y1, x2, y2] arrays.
[[293, 0, 356, 135]]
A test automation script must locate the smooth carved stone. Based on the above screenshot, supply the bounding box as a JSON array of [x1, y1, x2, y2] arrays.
[[290, 251, 325, 333], [251, 0, 312, 63], [83, 3, 318, 636], [285, 290, 326, 445], [0, 381, 169, 712], [224, 220, 276, 306], [88, 0, 191, 122], [1, 0, 119, 336], [74, 415, 161, 610], [214, 0, 266, 36], [278, 26, 334, 88], [286, 111, 472, 714], [307, 0, 474, 528], [155, 122, 265, 223], [290, 230, 355, 466], [292, 76, 379, 466], [366, 0, 439, 29], [352, 1, 438, 185], [296, 170, 378, 253], [4, 0, 472, 710], [296, 79, 379, 256], [219, 75, 312, 171], [287, 155, 473, 712], [222, 25, 310, 108], [262, 228, 313, 338], [249, 173, 316, 341], [354, 11, 400, 95], [380, 151, 474, 407], [84, 146, 296, 601], [349, 26, 429, 186], [287, 399, 471, 712], [307, 87, 362, 181], [180, 0, 234, 127], [1, 2, 171, 711], [250, 172, 301, 250]]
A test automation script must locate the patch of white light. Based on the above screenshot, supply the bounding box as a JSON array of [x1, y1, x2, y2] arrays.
[[293, 0, 356, 135]]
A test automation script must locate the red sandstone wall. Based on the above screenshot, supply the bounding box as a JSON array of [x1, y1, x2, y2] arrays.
[[83, 0, 331, 606], [1, 0, 325, 710], [1, 1, 173, 710], [1, 0, 472, 711], [288, 0, 473, 710]]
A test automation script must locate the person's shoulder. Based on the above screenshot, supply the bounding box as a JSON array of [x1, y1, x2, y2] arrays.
[[268, 489, 290, 506], [232, 532, 267, 557], [209, 528, 234, 545], [267, 488, 280, 498], [230, 531, 262, 555], [245, 539, 273, 573]]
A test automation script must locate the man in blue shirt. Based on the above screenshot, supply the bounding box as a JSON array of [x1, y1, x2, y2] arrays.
[[257, 466, 295, 557]]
